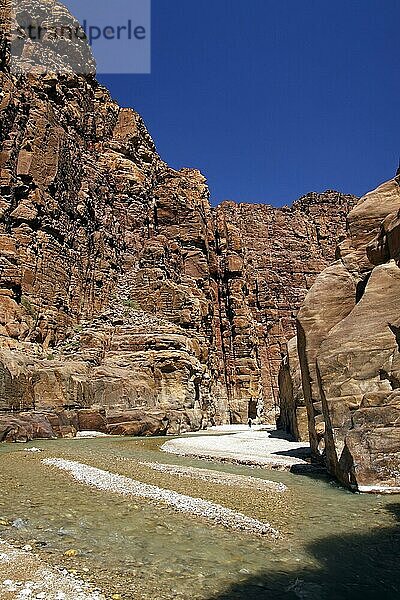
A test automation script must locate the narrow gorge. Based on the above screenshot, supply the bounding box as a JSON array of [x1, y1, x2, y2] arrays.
[[1, 2, 400, 599], [0, 4, 356, 440]]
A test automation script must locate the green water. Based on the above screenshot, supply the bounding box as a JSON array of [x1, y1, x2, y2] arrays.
[[0, 436, 399, 599]]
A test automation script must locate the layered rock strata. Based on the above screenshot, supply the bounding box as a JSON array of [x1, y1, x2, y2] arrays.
[[0, 0, 355, 441]]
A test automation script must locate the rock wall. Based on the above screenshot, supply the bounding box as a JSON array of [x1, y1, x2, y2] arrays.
[[294, 176, 400, 492], [213, 194, 356, 422], [0, 0, 355, 441]]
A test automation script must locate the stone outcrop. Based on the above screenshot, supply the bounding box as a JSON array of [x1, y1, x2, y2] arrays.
[[293, 176, 400, 492], [0, 0, 355, 441], [277, 336, 308, 442], [295, 262, 357, 453]]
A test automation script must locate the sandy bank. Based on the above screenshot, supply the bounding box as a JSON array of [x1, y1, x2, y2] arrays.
[[162, 427, 310, 469]]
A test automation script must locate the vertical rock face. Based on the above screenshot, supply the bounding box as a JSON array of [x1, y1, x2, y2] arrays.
[[296, 176, 400, 492], [0, 1, 225, 438], [213, 193, 356, 423], [0, 0, 355, 441], [295, 262, 357, 454]]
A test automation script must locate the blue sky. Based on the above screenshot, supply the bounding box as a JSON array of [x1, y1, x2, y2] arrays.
[[98, 0, 400, 206]]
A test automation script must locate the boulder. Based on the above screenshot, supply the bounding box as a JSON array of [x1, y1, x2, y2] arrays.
[[0, 413, 57, 442]]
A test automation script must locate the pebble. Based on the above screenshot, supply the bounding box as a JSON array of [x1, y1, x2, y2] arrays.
[[0, 519, 11, 526], [12, 518, 27, 529], [140, 461, 287, 492], [43, 458, 279, 537], [0, 540, 104, 600]]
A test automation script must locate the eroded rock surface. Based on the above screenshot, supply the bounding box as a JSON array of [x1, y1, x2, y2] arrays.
[[213, 193, 356, 423], [294, 176, 400, 492], [0, 0, 355, 440]]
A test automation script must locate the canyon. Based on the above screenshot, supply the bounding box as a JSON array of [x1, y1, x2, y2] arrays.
[[0, 1, 355, 444], [1, 0, 399, 494]]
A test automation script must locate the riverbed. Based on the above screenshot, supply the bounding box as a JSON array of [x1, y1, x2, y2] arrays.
[[0, 434, 399, 599]]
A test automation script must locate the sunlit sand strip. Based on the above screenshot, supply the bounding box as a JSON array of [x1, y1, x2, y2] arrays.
[[43, 459, 279, 537], [0, 540, 104, 599], [139, 461, 287, 492], [162, 429, 310, 469]]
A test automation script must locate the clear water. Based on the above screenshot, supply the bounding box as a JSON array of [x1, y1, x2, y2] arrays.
[[0, 436, 399, 599]]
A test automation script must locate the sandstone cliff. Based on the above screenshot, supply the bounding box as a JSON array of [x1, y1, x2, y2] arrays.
[[213, 194, 356, 423], [286, 175, 400, 492], [0, 0, 355, 441]]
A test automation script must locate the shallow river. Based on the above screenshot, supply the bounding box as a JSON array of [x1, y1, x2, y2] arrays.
[[0, 435, 399, 599]]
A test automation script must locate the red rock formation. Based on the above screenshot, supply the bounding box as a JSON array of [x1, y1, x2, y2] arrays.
[[0, 0, 356, 440], [213, 193, 356, 423]]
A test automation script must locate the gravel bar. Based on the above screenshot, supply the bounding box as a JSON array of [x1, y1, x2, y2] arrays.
[[43, 458, 278, 537], [140, 461, 287, 492]]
